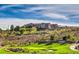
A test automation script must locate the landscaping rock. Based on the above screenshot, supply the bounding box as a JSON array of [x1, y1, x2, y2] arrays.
[[7, 48, 24, 52]]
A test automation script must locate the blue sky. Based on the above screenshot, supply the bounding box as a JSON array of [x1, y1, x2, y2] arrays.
[[0, 4, 79, 29]]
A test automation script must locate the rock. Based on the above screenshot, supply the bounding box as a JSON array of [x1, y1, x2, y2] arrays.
[[7, 48, 24, 52], [75, 45, 79, 50]]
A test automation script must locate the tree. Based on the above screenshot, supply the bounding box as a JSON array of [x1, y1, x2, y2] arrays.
[[31, 27, 37, 33], [0, 28, 2, 33], [10, 25, 14, 31], [15, 31, 21, 35], [50, 35, 54, 40], [14, 26, 20, 31], [63, 36, 67, 41], [20, 28, 25, 34]]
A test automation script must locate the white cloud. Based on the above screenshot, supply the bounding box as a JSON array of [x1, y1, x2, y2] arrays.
[[21, 5, 69, 20], [0, 18, 79, 29], [0, 18, 52, 30], [42, 12, 68, 20], [0, 18, 78, 30], [21, 5, 54, 12], [0, 5, 79, 30], [0, 5, 21, 10]]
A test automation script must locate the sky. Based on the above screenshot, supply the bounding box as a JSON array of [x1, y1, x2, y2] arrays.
[[0, 4, 79, 29]]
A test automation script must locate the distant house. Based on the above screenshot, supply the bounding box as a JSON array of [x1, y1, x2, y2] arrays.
[[51, 24, 59, 29], [26, 23, 35, 27], [26, 23, 59, 30]]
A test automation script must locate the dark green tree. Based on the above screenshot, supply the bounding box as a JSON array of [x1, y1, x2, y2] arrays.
[[14, 26, 20, 31], [63, 36, 67, 41], [10, 25, 14, 31], [50, 35, 54, 40]]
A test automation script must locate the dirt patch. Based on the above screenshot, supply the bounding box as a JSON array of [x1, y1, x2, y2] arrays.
[[7, 48, 25, 52]]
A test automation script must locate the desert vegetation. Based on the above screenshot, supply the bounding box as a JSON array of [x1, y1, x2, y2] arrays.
[[0, 24, 79, 54]]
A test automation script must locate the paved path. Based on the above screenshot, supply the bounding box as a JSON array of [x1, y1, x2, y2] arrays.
[[70, 44, 79, 51]]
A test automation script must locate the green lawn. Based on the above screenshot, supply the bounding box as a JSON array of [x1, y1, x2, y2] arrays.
[[0, 43, 79, 54]]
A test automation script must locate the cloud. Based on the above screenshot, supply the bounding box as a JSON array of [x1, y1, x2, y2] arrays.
[[42, 12, 68, 20], [0, 4, 21, 10], [0, 4, 79, 27], [20, 5, 69, 20], [0, 18, 52, 30], [0, 18, 79, 30]]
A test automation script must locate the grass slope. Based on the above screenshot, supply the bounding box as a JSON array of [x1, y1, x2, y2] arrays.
[[0, 43, 79, 54]]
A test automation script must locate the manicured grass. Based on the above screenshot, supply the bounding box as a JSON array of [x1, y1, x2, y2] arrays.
[[0, 43, 79, 54]]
